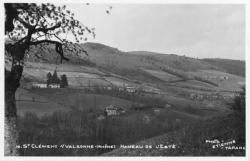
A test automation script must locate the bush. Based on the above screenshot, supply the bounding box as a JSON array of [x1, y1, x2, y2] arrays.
[[17, 108, 185, 156], [60, 74, 69, 88], [232, 86, 245, 112], [194, 76, 218, 87]]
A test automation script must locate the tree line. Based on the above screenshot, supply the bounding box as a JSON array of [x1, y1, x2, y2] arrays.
[[46, 70, 69, 88]]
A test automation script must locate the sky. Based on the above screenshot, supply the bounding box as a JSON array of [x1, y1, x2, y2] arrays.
[[66, 4, 245, 60]]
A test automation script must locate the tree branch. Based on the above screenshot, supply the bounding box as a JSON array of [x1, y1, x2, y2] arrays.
[[30, 39, 58, 45], [30, 40, 69, 62], [16, 17, 61, 35], [35, 23, 61, 33], [16, 17, 33, 29]]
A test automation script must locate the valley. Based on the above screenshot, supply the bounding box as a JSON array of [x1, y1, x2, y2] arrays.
[[12, 42, 245, 156]]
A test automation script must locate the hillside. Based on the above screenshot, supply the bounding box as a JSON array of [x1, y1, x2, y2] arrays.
[[103, 113, 245, 156], [130, 51, 216, 71], [17, 42, 245, 78], [16, 88, 70, 117], [6, 41, 245, 77], [202, 58, 245, 77], [10, 42, 244, 94], [7, 42, 245, 156], [16, 88, 134, 117], [130, 50, 245, 78]]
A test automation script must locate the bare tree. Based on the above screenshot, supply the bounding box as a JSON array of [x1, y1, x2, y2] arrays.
[[4, 3, 95, 155]]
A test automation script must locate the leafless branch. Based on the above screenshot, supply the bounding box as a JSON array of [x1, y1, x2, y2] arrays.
[[16, 17, 33, 29], [30, 39, 69, 62], [35, 23, 61, 33]]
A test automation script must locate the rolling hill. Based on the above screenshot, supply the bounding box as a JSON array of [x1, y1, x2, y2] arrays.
[[10, 42, 244, 94], [5, 41, 245, 117], [202, 58, 245, 77], [7, 41, 245, 156]]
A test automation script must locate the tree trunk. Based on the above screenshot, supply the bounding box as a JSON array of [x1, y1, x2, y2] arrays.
[[5, 116, 18, 155], [5, 65, 23, 156]]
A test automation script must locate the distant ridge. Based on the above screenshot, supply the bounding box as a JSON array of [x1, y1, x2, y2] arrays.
[[5, 41, 245, 78]]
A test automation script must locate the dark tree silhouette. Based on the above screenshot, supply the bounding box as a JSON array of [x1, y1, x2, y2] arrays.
[[4, 3, 95, 155], [51, 70, 60, 84], [46, 72, 52, 86], [60, 74, 69, 88], [232, 86, 245, 112]]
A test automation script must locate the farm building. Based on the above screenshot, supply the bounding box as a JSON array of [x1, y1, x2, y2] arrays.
[[104, 86, 112, 90], [220, 76, 229, 80], [189, 93, 196, 99], [97, 115, 105, 121], [48, 83, 60, 88], [126, 86, 136, 93], [153, 108, 161, 114], [32, 83, 47, 88], [118, 87, 125, 91], [21, 82, 33, 89], [104, 105, 126, 116], [165, 104, 172, 108], [142, 115, 150, 124], [31, 83, 60, 89], [197, 94, 204, 100]]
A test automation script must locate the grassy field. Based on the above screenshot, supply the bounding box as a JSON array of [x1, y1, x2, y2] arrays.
[[17, 106, 202, 156], [15, 46, 245, 102], [15, 42, 245, 95], [172, 80, 216, 88], [188, 70, 245, 91], [151, 93, 226, 118], [17, 104, 241, 156], [202, 58, 245, 77], [27, 88, 133, 112], [141, 68, 181, 82], [16, 88, 70, 117], [20, 62, 142, 88], [17, 87, 226, 120], [103, 112, 245, 156], [15, 86, 236, 156]]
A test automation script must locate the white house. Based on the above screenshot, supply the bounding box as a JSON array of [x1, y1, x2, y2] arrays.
[[48, 83, 60, 88], [197, 94, 204, 100], [175, 118, 181, 123], [189, 93, 196, 99], [220, 76, 229, 81], [97, 115, 105, 121], [118, 87, 125, 91], [153, 108, 161, 113], [104, 105, 126, 116], [143, 115, 150, 124], [104, 105, 118, 116], [165, 104, 172, 108], [126, 86, 136, 93], [105, 86, 112, 90], [32, 83, 47, 88]]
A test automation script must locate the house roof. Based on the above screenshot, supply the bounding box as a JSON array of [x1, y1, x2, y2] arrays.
[[105, 105, 125, 110]]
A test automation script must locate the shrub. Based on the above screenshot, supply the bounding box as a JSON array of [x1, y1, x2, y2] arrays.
[[232, 86, 245, 112]]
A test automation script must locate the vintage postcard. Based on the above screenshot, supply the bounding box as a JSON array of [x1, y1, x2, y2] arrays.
[[1, 0, 249, 161]]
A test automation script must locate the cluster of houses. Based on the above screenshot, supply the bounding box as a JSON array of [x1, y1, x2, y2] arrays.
[[103, 85, 137, 93], [104, 105, 126, 116], [31, 81, 139, 93], [123, 86, 136, 93], [102, 103, 171, 117], [95, 105, 127, 122], [98, 103, 172, 120], [189, 92, 235, 101], [31, 83, 60, 89]]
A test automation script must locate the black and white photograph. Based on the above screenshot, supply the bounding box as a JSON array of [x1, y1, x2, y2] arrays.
[[1, 0, 248, 159]]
